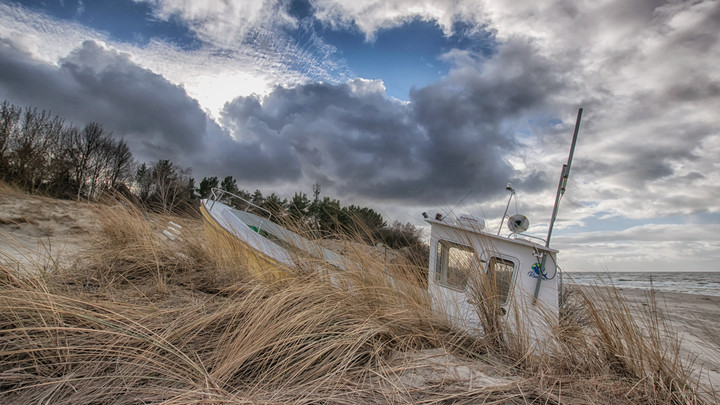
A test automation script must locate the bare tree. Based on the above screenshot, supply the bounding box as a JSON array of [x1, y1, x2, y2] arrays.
[[70, 122, 104, 200], [0, 101, 21, 178], [149, 159, 192, 214], [106, 139, 134, 190], [86, 137, 115, 199], [9, 108, 64, 193], [0, 100, 139, 200], [45, 122, 77, 198]]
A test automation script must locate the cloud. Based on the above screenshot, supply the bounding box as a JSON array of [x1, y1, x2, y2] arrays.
[[311, 0, 486, 40], [0, 2, 102, 63], [0, 39, 210, 164], [0, 0, 718, 273], [140, 0, 292, 47], [0, 37, 307, 184], [554, 222, 720, 271], [0, 1, 348, 119], [2, 36, 545, 206], [1, 0, 718, 227], [218, 37, 566, 204], [139, 0, 488, 43], [219, 80, 428, 196], [556, 223, 720, 244], [474, 0, 720, 222], [137, 0, 349, 83]]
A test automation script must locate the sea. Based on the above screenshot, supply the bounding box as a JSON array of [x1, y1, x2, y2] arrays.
[[564, 271, 720, 297]]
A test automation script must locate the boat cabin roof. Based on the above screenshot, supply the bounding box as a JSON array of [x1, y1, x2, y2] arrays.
[[425, 217, 558, 254]]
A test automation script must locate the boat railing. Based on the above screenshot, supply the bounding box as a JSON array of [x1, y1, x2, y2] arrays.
[[509, 233, 548, 246], [516, 233, 545, 245], [208, 187, 274, 220]]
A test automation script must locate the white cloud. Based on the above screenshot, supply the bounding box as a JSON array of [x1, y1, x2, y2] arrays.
[[0, 2, 330, 118], [555, 223, 720, 271], [478, 0, 720, 223], [0, 2, 101, 63], [116, 38, 308, 117], [347, 78, 386, 96], [311, 0, 486, 39], [140, 0, 294, 47]]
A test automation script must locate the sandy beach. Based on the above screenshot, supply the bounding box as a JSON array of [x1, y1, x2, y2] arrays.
[[609, 287, 720, 390], [2, 188, 719, 398]]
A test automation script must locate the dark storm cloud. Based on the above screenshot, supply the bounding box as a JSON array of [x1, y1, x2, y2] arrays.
[[0, 39, 208, 164], [220, 38, 563, 203], [409, 40, 565, 197], [220, 82, 427, 195]]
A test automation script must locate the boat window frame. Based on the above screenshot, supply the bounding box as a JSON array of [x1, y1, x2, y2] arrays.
[[434, 239, 478, 292], [483, 254, 518, 306]]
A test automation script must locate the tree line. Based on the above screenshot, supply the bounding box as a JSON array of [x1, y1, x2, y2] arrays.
[[0, 100, 198, 213], [0, 100, 424, 251], [197, 175, 422, 248]]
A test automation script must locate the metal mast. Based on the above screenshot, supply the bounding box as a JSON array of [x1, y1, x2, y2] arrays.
[[533, 108, 583, 303]]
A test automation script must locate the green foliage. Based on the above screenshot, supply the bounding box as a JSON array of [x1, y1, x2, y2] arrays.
[[219, 175, 251, 209], [343, 204, 387, 236], [288, 192, 310, 221], [263, 193, 287, 217], [376, 221, 422, 249], [312, 197, 348, 236], [233, 189, 252, 210], [248, 189, 265, 214], [220, 175, 237, 195], [198, 176, 218, 199], [135, 163, 151, 201]]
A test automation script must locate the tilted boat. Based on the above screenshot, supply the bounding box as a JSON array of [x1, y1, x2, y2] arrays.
[[200, 189, 356, 279]]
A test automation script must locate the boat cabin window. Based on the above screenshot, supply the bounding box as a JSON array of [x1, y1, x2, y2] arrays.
[[435, 240, 475, 290], [488, 257, 514, 304]]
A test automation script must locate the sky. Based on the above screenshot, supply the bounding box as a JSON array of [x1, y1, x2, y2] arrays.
[[0, 0, 718, 272]]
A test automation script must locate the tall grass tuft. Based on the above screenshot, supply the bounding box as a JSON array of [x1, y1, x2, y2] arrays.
[[550, 284, 703, 403]]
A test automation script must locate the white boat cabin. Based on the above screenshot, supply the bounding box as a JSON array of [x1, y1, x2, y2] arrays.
[[425, 214, 559, 339]]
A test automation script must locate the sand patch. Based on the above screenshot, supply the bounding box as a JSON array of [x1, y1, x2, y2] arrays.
[[0, 189, 99, 269]]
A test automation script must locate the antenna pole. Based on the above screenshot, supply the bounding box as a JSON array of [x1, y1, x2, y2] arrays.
[[545, 108, 583, 248], [497, 184, 515, 235], [533, 108, 583, 303]]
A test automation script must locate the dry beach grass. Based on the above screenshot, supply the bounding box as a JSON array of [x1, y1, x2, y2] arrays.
[[0, 182, 718, 403]]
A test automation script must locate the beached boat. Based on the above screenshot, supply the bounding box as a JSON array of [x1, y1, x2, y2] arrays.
[[201, 109, 583, 340], [200, 189, 356, 279]]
